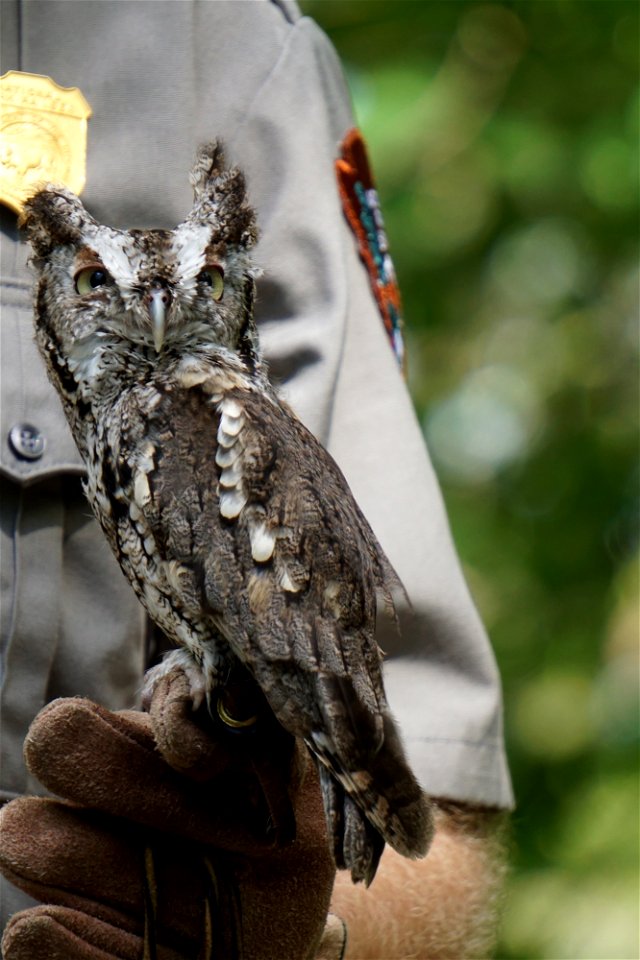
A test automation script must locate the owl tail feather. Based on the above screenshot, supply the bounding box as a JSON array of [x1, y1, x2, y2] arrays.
[[317, 762, 384, 885], [310, 699, 435, 885]]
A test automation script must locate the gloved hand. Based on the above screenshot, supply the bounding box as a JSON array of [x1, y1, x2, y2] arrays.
[[0, 669, 346, 960]]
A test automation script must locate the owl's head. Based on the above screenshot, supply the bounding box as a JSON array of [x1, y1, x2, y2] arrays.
[[21, 143, 260, 385]]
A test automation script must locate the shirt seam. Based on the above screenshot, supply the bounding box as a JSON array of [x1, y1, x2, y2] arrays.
[[406, 735, 503, 748], [229, 15, 311, 154]]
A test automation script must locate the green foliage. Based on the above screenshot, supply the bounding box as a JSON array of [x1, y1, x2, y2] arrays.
[[303, 2, 639, 957]]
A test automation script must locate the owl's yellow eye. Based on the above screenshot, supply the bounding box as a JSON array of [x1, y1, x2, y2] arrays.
[[197, 266, 224, 301], [74, 266, 111, 295]]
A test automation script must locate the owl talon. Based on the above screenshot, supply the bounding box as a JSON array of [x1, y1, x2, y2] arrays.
[[216, 695, 258, 730], [142, 649, 214, 712]]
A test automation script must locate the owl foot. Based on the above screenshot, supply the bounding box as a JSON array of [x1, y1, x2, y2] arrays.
[[142, 648, 215, 712]]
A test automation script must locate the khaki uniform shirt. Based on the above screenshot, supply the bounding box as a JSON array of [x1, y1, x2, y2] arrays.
[[1, 0, 512, 927]]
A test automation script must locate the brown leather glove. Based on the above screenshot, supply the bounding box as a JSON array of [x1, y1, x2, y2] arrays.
[[0, 670, 346, 960]]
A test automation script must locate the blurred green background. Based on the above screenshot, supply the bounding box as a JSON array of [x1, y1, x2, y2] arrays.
[[302, 2, 639, 958]]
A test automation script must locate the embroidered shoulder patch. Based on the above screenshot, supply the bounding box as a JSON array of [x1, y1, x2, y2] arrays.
[[335, 128, 405, 371]]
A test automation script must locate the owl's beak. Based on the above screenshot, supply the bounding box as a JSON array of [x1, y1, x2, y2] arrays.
[[148, 285, 171, 352]]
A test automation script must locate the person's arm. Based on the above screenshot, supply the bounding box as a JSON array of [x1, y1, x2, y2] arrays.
[[331, 803, 508, 960], [233, 16, 513, 957], [236, 11, 512, 810]]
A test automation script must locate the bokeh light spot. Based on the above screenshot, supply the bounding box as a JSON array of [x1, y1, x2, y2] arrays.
[[514, 672, 594, 760], [425, 364, 541, 482]]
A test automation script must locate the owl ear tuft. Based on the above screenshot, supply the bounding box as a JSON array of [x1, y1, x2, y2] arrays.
[[188, 142, 258, 249], [189, 141, 228, 198], [19, 187, 92, 259]]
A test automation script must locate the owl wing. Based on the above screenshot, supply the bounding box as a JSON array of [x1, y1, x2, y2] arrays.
[[122, 378, 431, 881], [124, 379, 392, 723]]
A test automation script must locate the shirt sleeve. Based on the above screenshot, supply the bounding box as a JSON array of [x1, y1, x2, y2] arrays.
[[232, 14, 514, 809]]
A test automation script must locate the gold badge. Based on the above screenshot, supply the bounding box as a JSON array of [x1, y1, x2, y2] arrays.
[[0, 71, 92, 214]]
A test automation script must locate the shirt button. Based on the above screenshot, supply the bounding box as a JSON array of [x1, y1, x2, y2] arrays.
[[8, 423, 47, 461]]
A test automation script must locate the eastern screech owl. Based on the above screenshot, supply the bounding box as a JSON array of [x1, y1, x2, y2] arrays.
[[20, 143, 433, 884]]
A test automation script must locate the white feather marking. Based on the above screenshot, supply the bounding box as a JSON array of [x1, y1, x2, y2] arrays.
[[218, 428, 242, 448], [311, 731, 333, 753], [249, 520, 276, 563], [219, 488, 247, 519], [133, 471, 151, 508], [85, 226, 139, 295], [220, 461, 243, 488], [215, 444, 241, 468], [143, 536, 155, 555], [68, 338, 104, 385], [280, 566, 303, 593], [219, 412, 243, 438], [171, 223, 211, 280], [176, 357, 221, 394], [129, 502, 142, 522], [221, 398, 243, 419], [178, 368, 209, 389], [137, 441, 156, 475], [163, 560, 190, 594], [323, 580, 342, 619]]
